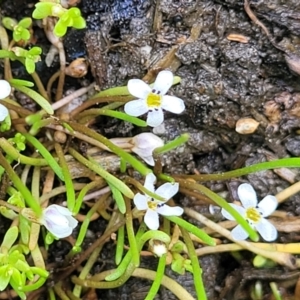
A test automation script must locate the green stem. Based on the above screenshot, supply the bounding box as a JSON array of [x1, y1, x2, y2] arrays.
[[68, 148, 133, 198], [145, 254, 167, 300], [67, 122, 152, 176], [23, 134, 64, 181], [0, 138, 49, 166], [154, 133, 189, 155], [55, 143, 75, 211], [181, 228, 207, 300], [177, 158, 300, 181], [125, 197, 139, 267], [78, 108, 147, 127], [166, 216, 215, 246], [115, 225, 125, 265], [0, 152, 41, 215]]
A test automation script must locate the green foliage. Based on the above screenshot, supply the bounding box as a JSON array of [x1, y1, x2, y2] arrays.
[[11, 46, 42, 74], [8, 133, 26, 151], [32, 2, 86, 37], [0, 227, 48, 299], [2, 17, 32, 42], [0, 114, 11, 132]]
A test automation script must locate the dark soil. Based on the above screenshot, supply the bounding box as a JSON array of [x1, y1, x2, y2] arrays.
[[1, 0, 300, 299]]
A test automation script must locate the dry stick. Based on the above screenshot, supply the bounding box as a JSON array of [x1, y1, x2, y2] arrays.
[[51, 83, 96, 111], [184, 208, 297, 269], [276, 181, 300, 204]]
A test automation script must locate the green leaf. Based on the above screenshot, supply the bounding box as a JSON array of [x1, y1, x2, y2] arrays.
[[73, 17, 86, 29], [18, 17, 32, 29], [25, 58, 35, 74], [11, 268, 23, 288], [32, 2, 54, 19], [2, 17, 17, 30], [28, 46, 42, 56], [9, 79, 34, 87], [13, 31, 22, 42], [21, 29, 31, 41], [1, 226, 18, 252], [54, 19, 68, 37], [10, 83, 53, 115], [0, 50, 17, 60], [0, 266, 10, 291], [109, 183, 126, 214]]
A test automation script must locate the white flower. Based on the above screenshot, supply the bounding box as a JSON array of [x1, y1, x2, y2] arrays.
[[41, 204, 78, 238], [134, 173, 183, 230], [221, 183, 278, 241], [124, 70, 185, 127], [0, 80, 11, 122], [131, 133, 164, 166]]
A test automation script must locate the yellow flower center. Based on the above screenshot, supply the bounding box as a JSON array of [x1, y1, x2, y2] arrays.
[[146, 92, 162, 108], [245, 207, 261, 223], [147, 200, 157, 210]]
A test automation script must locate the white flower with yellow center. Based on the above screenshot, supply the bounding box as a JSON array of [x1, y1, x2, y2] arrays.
[[221, 183, 278, 241], [134, 173, 183, 230], [0, 80, 11, 121], [124, 70, 185, 127]]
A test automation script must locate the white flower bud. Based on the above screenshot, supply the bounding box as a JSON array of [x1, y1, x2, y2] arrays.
[[0, 80, 11, 99], [131, 133, 164, 166], [40, 205, 78, 238]]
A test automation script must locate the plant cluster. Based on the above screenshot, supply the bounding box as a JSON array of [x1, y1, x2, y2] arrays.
[[0, 1, 299, 299]]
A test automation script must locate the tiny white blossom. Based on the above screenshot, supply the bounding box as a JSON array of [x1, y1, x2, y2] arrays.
[[131, 133, 164, 166], [221, 183, 278, 241], [124, 70, 185, 127], [0, 80, 11, 122], [134, 173, 183, 230], [41, 204, 78, 238]]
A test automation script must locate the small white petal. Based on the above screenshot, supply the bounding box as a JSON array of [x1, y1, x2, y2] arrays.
[[49, 204, 72, 216], [238, 183, 258, 208], [144, 209, 159, 230], [153, 71, 174, 95], [161, 95, 185, 114], [146, 108, 164, 127], [155, 182, 179, 200], [0, 104, 9, 121], [256, 218, 277, 241], [131, 133, 164, 165], [144, 173, 156, 193], [221, 203, 245, 221], [127, 79, 151, 99], [231, 224, 249, 240], [257, 195, 278, 217], [66, 215, 79, 229], [133, 193, 149, 210], [0, 80, 11, 99], [124, 99, 148, 117], [157, 204, 183, 216]]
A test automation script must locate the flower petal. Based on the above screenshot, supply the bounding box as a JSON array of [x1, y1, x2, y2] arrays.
[[0, 104, 9, 121], [144, 209, 159, 230], [124, 99, 148, 117], [237, 183, 258, 208], [157, 204, 183, 216], [153, 70, 173, 95], [231, 224, 249, 240], [155, 182, 179, 200], [0, 80, 11, 99], [133, 193, 149, 210], [144, 173, 156, 193], [146, 108, 164, 127], [127, 79, 151, 99], [48, 204, 72, 216], [256, 218, 277, 241], [161, 95, 185, 114], [257, 195, 278, 217], [66, 215, 79, 229], [221, 203, 245, 221]]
